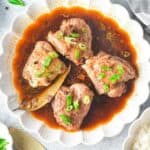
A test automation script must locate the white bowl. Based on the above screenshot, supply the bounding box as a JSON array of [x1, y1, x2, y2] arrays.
[[0, 0, 150, 147], [0, 122, 13, 150], [123, 107, 150, 150]]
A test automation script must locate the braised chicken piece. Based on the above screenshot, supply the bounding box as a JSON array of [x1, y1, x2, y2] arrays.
[[82, 51, 136, 98], [47, 18, 93, 65], [23, 41, 67, 88], [52, 83, 94, 131]]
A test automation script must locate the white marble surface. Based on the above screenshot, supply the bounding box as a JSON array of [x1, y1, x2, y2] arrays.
[[0, 0, 150, 150]]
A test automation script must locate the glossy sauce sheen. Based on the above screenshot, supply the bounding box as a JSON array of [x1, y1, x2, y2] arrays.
[[12, 7, 137, 130]]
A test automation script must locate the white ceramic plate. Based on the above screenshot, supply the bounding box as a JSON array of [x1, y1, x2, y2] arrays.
[[123, 107, 150, 150], [0, 122, 13, 150], [0, 0, 150, 147]]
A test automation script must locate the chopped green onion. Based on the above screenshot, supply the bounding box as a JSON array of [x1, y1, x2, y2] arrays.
[[64, 36, 76, 44], [66, 94, 73, 106], [74, 49, 80, 60], [101, 65, 112, 72], [66, 105, 74, 112], [56, 31, 64, 40], [82, 28, 87, 33], [35, 68, 45, 78], [117, 64, 124, 75], [73, 100, 79, 111], [98, 73, 105, 80], [43, 52, 58, 68], [78, 43, 87, 51], [103, 84, 109, 93], [70, 32, 80, 38], [60, 114, 71, 125], [83, 95, 90, 105], [8, 0, 25, 6], [109, 74, 120, 84], [49, 51, 59, 59], [43, 56, 52, 68]]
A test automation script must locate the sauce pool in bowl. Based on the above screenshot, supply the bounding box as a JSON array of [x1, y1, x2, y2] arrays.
[[12, 7, 137, 131]]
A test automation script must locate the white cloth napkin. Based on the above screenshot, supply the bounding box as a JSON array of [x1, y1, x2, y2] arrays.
[[127, 0, 150, 34]]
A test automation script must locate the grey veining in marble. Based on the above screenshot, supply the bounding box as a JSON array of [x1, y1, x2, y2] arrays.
[[0, 0, 150, 150]]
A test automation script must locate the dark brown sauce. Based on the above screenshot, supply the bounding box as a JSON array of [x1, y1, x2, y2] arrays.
[[12, 7, 137, 131]]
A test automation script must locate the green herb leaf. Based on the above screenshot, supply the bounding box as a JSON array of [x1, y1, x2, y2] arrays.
[[66, 105, 74, 112], [70, 32, 80, 38], [8, 0, 25, 6], [73, 100, 79, 111], [98, 73, 105, 80], [66, 94, 73, 106], [74, 49, 80, 60], [78, 43, 87, 51], [83, 95, 90, 105], [56, 31, 64, 40], [0, 138, 9, 150], [82, 28, 87, 33], [101, 65, 111, 72], [109, 74, 120, 84], [117, 64, 124, 75], [43, 56, 52, 68], [103, 84, 109, 93], [60, 114, 71, 125]]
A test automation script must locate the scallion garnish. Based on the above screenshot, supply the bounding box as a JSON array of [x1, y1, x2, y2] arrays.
[[117, 64, 124, 75], [43, 52, 58, 68], [98, 73, 105, 80], [66, 105, 74, 112], [103, 84, 109, 93], [35, 67, 45, 78], [101, 65, 112, 72], [43, 56, 52, 68], [70, 32, 80, 38], [83, 95, 90, 105], [78, 43, 87, 51], [109, 74, 120, 84], [74, 49, 80, 60], [60, 114, 72, 125], [49, 51, 59, 59], [66, 94, 73, 106], [64, 36, 76, 44], [73, 100, 79, 111]]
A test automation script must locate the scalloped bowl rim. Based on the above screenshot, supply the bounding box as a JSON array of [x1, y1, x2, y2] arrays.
[[0, 0, 150, 147]]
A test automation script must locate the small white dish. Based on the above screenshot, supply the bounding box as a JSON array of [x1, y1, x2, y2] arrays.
[[123, 107, 150, 150], [0, 0, 150, 147], [0, 122, 13, 150]]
